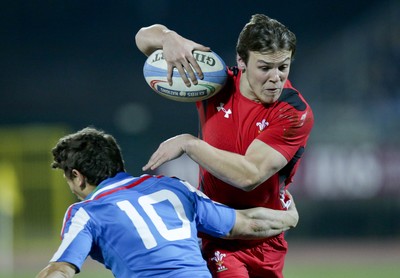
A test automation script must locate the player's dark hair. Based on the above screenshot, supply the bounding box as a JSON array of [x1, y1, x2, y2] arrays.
[[51, 127, 125, 186], [236, 14, 297, 64]]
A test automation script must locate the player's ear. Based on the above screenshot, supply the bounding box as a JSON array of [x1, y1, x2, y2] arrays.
[[236, 54, 246, 71], [71, 169, 86, 189]]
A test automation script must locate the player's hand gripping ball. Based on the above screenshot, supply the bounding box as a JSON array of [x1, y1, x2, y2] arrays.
[[143, 50, 228, 102]]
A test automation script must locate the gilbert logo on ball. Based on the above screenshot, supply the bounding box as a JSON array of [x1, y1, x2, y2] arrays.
[[143, 50, 228, 102]]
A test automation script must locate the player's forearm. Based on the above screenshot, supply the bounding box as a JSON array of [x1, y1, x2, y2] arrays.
[[184, 137, 267, 191], [246, 206, 299, 229], [36, 262, 76, 278], [135, 24, 175, 56], [227, 207, 298, 239]]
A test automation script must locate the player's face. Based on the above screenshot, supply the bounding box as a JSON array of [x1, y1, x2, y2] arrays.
[[239, 50, 292, 104]]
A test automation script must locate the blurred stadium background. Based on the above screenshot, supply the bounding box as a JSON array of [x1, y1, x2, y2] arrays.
[[1, 1, 399, 277]]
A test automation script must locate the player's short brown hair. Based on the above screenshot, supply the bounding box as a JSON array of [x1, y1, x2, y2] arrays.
[[236, 14, 297, 64]]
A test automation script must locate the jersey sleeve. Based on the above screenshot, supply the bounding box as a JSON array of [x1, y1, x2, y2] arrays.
[[189, 184, 236, 237], [258, 95, 314, 161], [50, 206, 94, 273]]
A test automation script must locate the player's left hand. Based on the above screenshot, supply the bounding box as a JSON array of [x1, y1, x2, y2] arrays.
[[285, 191, 299, 227], [143, 134, 196, 171]]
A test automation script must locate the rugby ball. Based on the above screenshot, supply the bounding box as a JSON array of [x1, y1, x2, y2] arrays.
[[143, 49, 227, 102]]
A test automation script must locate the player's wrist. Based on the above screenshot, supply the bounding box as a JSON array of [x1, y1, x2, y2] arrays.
[[161, 30, 179, 47], [181, 134, 199, 154]]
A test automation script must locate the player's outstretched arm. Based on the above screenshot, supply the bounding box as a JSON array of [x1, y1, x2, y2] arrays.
[[135, 24, 210, 86], [225, 193, 299, 239], [143, 134, 287, 192], [36, 262, 77, 278]]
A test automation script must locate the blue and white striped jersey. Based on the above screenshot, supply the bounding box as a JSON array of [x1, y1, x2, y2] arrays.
[[50, 172, 235, 277]]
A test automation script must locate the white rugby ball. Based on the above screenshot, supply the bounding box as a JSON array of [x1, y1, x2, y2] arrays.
[[143, 49, 227, 102]]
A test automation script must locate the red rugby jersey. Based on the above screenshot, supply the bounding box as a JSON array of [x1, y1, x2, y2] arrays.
[[196, 67, 314, 210]]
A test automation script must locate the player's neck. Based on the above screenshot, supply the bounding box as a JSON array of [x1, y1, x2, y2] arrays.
[[239, 72, 259, 102]]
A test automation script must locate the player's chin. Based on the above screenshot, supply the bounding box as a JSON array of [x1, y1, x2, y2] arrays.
[[260, 93, 280, 104]]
